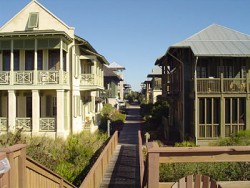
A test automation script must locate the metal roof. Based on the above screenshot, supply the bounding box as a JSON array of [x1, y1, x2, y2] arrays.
[[104, 65, 122, 81], [108, 62, 125, 70], [147, 66, 162, 77], [171, 24, 250, 57]]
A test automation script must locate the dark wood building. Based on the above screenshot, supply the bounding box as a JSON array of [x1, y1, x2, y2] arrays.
[[156, 24, 250, 145]]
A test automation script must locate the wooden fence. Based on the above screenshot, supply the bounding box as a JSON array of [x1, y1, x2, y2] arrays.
[[0, 144, 76, 188], [79, 131, 118, 188], [145, 142, 250, 188], [138, 130, 144, 188]]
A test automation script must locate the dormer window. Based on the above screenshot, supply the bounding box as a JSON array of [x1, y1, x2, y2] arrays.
[[28, 12, 39, 29]]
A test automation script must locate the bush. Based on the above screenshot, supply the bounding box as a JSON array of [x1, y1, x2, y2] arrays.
[[0, 130, 108, 186], [99, 104, 126, 133], [211, 130, 250, 146], [160, 131, 250, 182], [0, 128, 26, 147]]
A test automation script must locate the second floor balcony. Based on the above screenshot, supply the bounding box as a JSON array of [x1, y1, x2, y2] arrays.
[[197, 77, 249, 93], [0, 70, 69, 86], [80, 73, 104, 89]]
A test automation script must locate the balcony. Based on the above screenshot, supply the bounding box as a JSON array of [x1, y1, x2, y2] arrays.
[[0, 71, 69, 86], [39, 118, 56, 132], [0, 117, 56, 132], [80, 73, 103, 89], [197, 77, 248, 93]]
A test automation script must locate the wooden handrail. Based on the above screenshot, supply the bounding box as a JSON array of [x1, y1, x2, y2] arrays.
[[145, 142, 250, 188], [0, 144, 76, 188], [138, 130, 144, 188], [80, 131, 118, 188]]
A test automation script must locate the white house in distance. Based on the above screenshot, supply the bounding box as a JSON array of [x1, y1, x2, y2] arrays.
[[147, 66, 162, 103], [0, 0, 108, 138]]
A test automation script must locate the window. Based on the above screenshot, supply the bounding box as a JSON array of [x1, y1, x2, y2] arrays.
[[26, 96, 32, 117], [37, 50, 43, 70], [49, 50, 60, 70], [197, 66, 207, 78], [25, 51, 34, 70], [3, 50, 10, 71], [28, 12, 39, 29], [14, 50, 20, 71]]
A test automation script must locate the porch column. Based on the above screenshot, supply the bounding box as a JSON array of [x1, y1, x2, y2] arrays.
[[10, 40, 14, 85], [32, 90, 40, 134], [56, 89, 65, 137], [220, 96, 225, 137], [8, 90, 16, 132], [33, 39, 38, 85], [59, 39, 63, 84]]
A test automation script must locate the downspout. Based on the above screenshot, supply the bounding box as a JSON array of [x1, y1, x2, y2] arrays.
[[167, 51, 185, 141], [194, 56, 198, 145]]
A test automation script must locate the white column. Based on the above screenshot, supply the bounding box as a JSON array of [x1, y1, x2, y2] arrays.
[[10, 40, 14, 85], [32, 90, 40, 134], [56, 90, 65, 137], [8, 90, 16, 132], [34, 39, 38, 84], [59, 39, 63, 84]]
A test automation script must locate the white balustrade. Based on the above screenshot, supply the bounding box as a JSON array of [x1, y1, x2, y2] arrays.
[[16, 118, 32, 131], [15, 71, 33, 84], [0, 72, 9, 84], [80, 74, 95, 85], [0, 117, 7, 131], [38, 71, 59, 84], [39, 118, 56, 131]]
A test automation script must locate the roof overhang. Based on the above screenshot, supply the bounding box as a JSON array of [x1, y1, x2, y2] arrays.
[[0, 30, 73, 43]]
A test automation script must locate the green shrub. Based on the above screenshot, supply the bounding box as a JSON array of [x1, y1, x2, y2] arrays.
[[99, 104, 126, 133], [0, 128, 26, 147], [211, 130, 250, 146], [174, 141, 197, 147]]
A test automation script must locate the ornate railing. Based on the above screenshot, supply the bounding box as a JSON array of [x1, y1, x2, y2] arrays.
[[63, 71, 69, 84], [0, 117, 7, 131], [14, 71, 33, 84], [16, 118, 32, 131], [39, 118, 56, 131], [0, 71, 9, 84], [80, 74, 95, 85], [0, 71, 69, 85], [38, 71, 59, 84]]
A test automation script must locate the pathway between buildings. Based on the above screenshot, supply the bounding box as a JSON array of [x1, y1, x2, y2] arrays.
[[100, 103, 142, 188]]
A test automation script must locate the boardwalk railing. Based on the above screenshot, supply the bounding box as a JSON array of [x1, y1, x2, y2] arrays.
[[80, 131, 118, 188], [0, 144, 76, 188], [138, 130, 145, 188], [144, 142, 250, 188]]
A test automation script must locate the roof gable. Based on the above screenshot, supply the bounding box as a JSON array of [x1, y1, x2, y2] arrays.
[[0, 0, 74, 38]]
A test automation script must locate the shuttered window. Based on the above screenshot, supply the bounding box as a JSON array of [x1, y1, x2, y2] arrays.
[[28, 12, 39, 29]]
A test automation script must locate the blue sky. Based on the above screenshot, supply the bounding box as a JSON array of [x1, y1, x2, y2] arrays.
[[0, 0, 250, 91]]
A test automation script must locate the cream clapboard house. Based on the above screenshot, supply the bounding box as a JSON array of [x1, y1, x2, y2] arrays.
[[0, 0, 108, 138]]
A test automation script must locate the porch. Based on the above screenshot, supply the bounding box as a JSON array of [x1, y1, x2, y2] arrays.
[[0, 70, 68, 85]]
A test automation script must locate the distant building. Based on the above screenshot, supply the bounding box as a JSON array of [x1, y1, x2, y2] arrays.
[[156, 24, 250, 145], [108, 62, 125, 101], [0, 0, 108, 138], [103, 65, 122, 107], [147, 66, 162, 103]]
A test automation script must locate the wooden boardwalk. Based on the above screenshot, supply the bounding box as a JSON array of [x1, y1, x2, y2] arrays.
[[100, 104, 142, 188]]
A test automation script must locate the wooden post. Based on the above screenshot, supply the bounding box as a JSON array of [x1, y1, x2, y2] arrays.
[[19, 145, 26, 188], [147, 142, 159, 188]]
